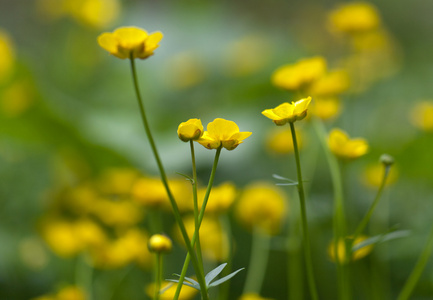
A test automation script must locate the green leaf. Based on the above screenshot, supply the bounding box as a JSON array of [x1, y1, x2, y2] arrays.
[[171, 273, 200, 287], [205, 263, 227, 286], [208, 268, 245, 288], [176, 172, 194, 183], [352, 230, 411, 252], [166, 279, 199, 290], [272, 174, 297, 183]]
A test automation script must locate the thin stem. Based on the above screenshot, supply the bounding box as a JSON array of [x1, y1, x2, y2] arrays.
[[242, 227, 271, 294], [128, 57, 208, 300], [154, 253, 162, 300], [173, 146, 222, 300], [75, 254, 93, 300], [289, 122, 319, 300], [312, 117, 349, 300], [397, 223, 433, 300]]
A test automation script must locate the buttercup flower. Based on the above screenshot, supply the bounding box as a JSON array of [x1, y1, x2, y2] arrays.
[[97, 26, 163, 59], [310, 97, 341, 121], [328, 2, 381, 34], [146, 281, 198, 300], [266, 127, 304, 154], [197, 118, 252, 150], [328, 128, 369, 160], [410, 101, 433, 132], [271, 56, 326, 91], [148, 234, 172, 253], [262, 97, 312, 125], [177, 118, 204, 142], [328, 235, 373, 264]]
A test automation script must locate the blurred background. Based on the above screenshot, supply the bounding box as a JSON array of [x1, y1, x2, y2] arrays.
[[1, 0, 433, 299]]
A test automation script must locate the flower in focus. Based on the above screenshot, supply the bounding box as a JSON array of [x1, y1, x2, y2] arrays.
[[239, 293, 275, 300], [328, 235, 373, 264], [175, 216, 230, 261], [328, 128, 368, 160], [328, 2, 381, 34], [235, 182, 288, 235], [98, 27, 163, 59], [177, 118, 204, 142], [266, 127, 304, 155], [0, 29, 15, 83], [262, 97, 312, 125], [197, 118, 252, 150], [197, 182, 237, 214], [148, 234, 172, 253], [146, 281, 198, 300], [410, 101, 433, 132], [309, 97, 342, 121], [271, 56, 326, 91]]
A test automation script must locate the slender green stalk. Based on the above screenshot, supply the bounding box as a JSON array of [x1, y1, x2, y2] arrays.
[[243, 227, 271, 294], [75, 254, 93, 300], [128, 57, 208, 300], [173, 146, 222, 300], [312, 117, 349, 300], [397, 223, 433, 300], [289, 122, 319, 300], [154, 253, 162, 300], [218, 214, 233, 300]]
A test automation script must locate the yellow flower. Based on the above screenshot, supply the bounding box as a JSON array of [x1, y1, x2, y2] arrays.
[[328, 128, 368, 160], [271, 56, 326, 91], [328, 235, 373, 264], [197, 118, 252, 150], [239, 293, 275, 300], [262, 97, 312, 125], [266, 127, 304, 155], [197, 182, 237, 214], [148, 234, 172, 253], [410, 101, 433, 132], [97, 27, 163, 59], [0, 29, 15, 83], [56, 286, 87, 300], [146, 281, 198, 300], [309, 97, 341, 121], [307, 69, 350, 97], [362, 163, 398, 188], [97, 167, 140, 195], [328, 2, 381, 34], [91, 198, 143, 227], [235, 182, 288, 235], [177, 118, 204, 142], [175, 216, 230, 261]]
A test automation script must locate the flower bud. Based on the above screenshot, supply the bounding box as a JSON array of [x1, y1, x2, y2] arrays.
[[148, 234, 172, 253], [379, 154, 394, 167], [177, 118, 204, 142]]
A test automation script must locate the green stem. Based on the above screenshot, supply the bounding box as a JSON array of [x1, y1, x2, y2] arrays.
[[154, 253, 162, 300], [173, 146, 222, 300], [312, 117, 348, 300], [75, 254, 93, 300], [243, 227, 271, 294], [129, 57, 208, 300], [289, 122, 319, 300], [397, 223, 433, 300]]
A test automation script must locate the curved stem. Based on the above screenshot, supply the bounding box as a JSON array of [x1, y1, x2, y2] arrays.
[[129, 57, 208, 300], [173, 146, 222, 300], [154, 253, 162, 300], [289, 122, 319, 300]]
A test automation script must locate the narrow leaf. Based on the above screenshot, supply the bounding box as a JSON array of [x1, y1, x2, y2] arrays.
[[208, 268, 245, 288], [205, 263, 227, 286], [276, 182, 298, 186], [272, 174, 297, 182], [352, 230, 411, 252], [171, 274, 200, 287], [176, 172, 194, 183], [166, 279, 200, 290]]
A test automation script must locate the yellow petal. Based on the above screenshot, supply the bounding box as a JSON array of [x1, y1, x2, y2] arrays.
[[97, 32, 118, 54], [113, 27, 148, 49], [207, 118, 240, 140]]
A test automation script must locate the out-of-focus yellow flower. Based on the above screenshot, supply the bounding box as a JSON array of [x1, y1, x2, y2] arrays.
[[271, 57, 326, 91], [197, 182, 237, 214], [262, 97, 312, 125], [198, 118, 252, 150], [178, 118, 204, 142], [19, 237, 49, 271], [132, 177, 192, 211], [98, 27, 163, 60], [310, 97, 341, 121], [0, 30, 15, 83], [176, 216, 230, 261], [33, 286, 87, 300], [148, 234, 172, 253], [328, 128, 368, 160], [328, 2, 381, 34], [328, 235, 373, 264], [163, 52, 206, 90], [37, 0, 120, 29], [97, 167, 140, 195], [266, 127, 304, 155], [307, 70, 350, 97], [146, 281, 198, 300], [410, 101, 433, 132], [91, 198, 143, 227], [0, 80, 34, 117], [224, 34, 272, 77], [235, 182, 288, 235], [91, 228, 151, 269], [239, 293, 275, 300], [362, 163, 398, 188]]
